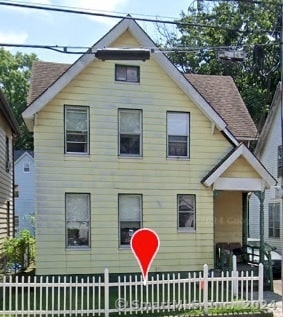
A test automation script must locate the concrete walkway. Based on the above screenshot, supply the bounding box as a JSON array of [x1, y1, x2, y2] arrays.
[[265, 279, 282, 317]]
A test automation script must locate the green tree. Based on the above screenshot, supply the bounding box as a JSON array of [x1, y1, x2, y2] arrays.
[[161, 0, 281, 126], [0, 48, 38, 149]]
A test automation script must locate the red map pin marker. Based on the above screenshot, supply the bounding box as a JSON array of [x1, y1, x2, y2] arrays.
[[130, 228, 160, 285]]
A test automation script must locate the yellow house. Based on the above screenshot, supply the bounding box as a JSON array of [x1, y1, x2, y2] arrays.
[[23, 17, 275, 275]]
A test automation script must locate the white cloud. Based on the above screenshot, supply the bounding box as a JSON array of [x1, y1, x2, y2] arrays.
[[0, 31, 28, 44]]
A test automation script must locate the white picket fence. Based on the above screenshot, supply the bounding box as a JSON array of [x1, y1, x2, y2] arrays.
[[1, 259, 264, 316]]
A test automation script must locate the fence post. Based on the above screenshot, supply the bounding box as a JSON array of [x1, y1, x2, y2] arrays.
[[203, 264, 208, 315], [104, 268, 109, 317], [232, 255, 238, 298], [258, 263, 264, 304]]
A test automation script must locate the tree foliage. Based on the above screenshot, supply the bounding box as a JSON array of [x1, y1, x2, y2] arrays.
[[160, 0, 281, 126], [0, 48, 38, 149]]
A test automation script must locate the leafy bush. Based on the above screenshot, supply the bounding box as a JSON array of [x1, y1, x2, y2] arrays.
[[3, 229, 35, 273]]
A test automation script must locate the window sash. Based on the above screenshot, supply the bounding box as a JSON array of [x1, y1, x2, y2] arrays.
[[66, 193, 90, 248], [268, 203, 280, 238], [115, 65, 140, 83], [119, 109, 142, 156], [119, 194, 142, 246], [177, 194, 195, 231], [167, 112, 189, 157], [65, 106, 89, 154]]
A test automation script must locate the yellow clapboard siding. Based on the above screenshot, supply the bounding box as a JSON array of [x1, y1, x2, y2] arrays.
[[34, 30, 233, 275]]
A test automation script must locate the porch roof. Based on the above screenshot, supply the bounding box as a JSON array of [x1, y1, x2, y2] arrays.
[[201, 143, 276, 191]]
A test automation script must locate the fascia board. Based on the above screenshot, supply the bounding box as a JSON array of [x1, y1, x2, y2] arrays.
[[23, 17, 237, 147], [129, 23, 227, 129], [203, 145, 243, 186], [241, 146, 277, 188], [204, 144, 276, 188], [22, 18, 132, 128], [254, 83, 281, 157]]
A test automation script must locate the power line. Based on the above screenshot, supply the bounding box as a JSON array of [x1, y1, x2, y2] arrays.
[[0, 42, 279, 55], [0, 1, 277, 34], [5, 0, 182, 22]]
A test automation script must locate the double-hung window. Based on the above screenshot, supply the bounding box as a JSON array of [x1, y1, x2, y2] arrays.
[[66, 193, 90, 248], [177, 194, 196, 231], [119, 109, 142, 156], [268, 202, 280, 238], [167, 112, 190, 158], [65, 106, 89, 154], [119, 194, 142, 246]]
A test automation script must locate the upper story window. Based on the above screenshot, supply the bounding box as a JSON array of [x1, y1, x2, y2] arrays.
[[177, 194, 196, 231], [119, 109, 142, 157], [64, 106, 89, 154], [66, 193, 90, 248], [115, 65, 140, 83], [119, 194, 142, 247], [24, 162, 30, 173], [268, 202, 280, 239], [167, 112, 190, 158], [278, 145, 283, 178]]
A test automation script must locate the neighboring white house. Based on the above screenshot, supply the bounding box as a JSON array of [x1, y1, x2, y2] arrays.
[[14, 150, 35, 236], [249, 82, 282, 251]]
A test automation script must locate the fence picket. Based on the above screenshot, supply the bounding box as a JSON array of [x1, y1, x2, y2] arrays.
[[0, 262, 264, 316]]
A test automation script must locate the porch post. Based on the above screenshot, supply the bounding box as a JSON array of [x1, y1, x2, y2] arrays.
[[242, 193, 248, 248], [255, 191, 265, 263]]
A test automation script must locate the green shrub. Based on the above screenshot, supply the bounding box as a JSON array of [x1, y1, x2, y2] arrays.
[[3, 229, 35, 273]]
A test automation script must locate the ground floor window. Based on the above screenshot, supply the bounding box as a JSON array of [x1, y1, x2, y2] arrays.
[[119, 194, 142, 246], [177, 194, 196, 231], [66, 193, 90, 248]]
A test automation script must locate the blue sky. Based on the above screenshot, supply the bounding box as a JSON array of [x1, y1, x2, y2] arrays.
[[0, 0, 191, 63]]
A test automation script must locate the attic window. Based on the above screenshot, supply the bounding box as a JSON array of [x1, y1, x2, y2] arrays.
[[115, 65, 140, 83], [24, 162, 30, 173]]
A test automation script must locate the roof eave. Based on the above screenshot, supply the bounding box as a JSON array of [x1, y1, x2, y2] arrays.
[[202, 143, 276, 189], [0, 90, 20, 135], [23, 17, 238, 146], [254, 81, 281, 157]]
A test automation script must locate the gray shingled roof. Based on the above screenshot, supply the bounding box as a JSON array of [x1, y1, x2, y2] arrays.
[[186, 74, 258, 140], [28, 61, 70, 104], [28, 61, 257, 140]]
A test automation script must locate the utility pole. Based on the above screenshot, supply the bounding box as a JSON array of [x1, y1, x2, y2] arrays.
[[281, 0, 283, 311]]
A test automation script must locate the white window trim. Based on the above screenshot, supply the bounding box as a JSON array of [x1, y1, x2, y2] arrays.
[[118, 109, 143, 157], [118, 194, 142, 248], [65, 193, 91, 249], [64, 105, 90, 155], [177, 194, 196, 232], [167, 112, 190, 159]]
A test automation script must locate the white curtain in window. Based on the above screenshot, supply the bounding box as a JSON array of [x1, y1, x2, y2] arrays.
[[66, 194, 89, 222], [66, 108, 88, 131], [120, 111, 141, 133], [119, 195, 141, 221], [168, 113, 188, 136]]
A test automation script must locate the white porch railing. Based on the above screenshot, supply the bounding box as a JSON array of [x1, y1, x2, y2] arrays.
[[1, 259, 264, 316]]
